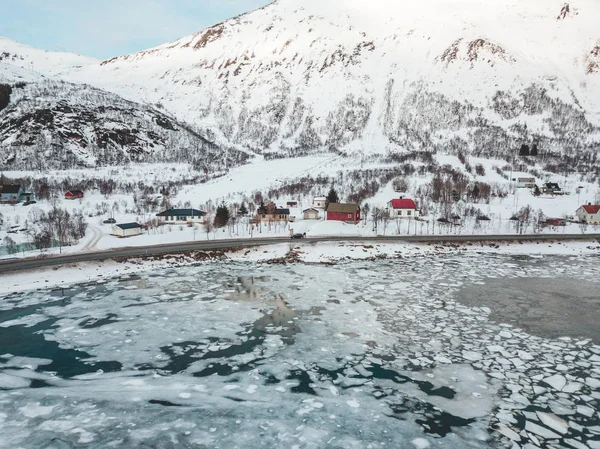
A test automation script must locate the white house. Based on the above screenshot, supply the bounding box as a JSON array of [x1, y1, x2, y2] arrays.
[[516, 177, 536, 188], [313, 196, 327, 209], [387, 198, 419, 218], [576, 204, 600, 224], [112, 223, 143, 237], [156, 208, 206, 225]]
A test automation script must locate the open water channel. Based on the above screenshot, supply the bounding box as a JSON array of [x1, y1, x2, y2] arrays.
[[0, 251, 599, 448]]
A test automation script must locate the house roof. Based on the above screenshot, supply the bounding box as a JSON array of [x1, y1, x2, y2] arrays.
[[326, 203, 359, 213], [1, 185, 22, 194], [313, 196, 327, 201], [115, 223, 142, 230], [581, 205, 600, 214], [303, 208, 319, 213], [66, 190, 84, 195], [156, 208, 206, 217], [389, 198, 417, 210], [257, 206, 290, 215]]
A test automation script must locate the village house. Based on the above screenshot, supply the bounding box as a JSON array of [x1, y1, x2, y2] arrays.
[[255, 203, 293, 223], [156, 208, 206, 225], [65, 190, 84, 200], [516, 177, 536, 189], [0, 185, 27, 203], [541, 182, 564, 195], [303, 208, 320, 220], [286, 200, 298, 208], [576, 204, 600, 224], [313, 196, 327, 209], [386, 198, 419, 219], [543, 218, 567, 227], [326, 203, 361, 224], [112, 223, 143, 237]]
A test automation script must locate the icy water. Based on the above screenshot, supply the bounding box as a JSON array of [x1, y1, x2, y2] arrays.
[[0, 253, 599, 449]]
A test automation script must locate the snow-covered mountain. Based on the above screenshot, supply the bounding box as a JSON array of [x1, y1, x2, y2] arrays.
[[0, 36, 97, 78], [0, 41, 247, 171], [62, 0, 600, 159]]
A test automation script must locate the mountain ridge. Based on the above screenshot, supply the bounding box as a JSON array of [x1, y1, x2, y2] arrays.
[[2, 0, 600, 167]]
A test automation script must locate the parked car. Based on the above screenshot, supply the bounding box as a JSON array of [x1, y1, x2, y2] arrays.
[[22, 200, 36, 206], [291, 233, 306, 239], [103, 218, 116, 224]]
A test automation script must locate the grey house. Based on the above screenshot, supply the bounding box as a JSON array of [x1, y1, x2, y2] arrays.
[[0, 185, 28, 203]]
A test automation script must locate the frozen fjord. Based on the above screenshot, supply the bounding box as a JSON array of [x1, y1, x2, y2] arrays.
[[0, 253, 599, 448]]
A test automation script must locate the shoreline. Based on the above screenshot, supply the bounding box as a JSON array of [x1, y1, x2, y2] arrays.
[[1, 239, 598, 296]]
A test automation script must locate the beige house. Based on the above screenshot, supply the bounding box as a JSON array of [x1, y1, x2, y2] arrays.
[[112, 223, 143, 237], [303, 208, 320, 220], [254, 203, 294, 223]]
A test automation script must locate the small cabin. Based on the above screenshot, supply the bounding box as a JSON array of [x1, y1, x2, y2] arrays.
[[112, 223, 143, 237]]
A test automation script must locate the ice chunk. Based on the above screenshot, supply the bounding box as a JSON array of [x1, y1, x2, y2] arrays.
[[562, 382, 583, 393], [542, 374, 566, 391], [19, 403, 55, 418], [586, 377, 600, 389], [462, 351, 482, 361], [0, 373, 30, 389], [564, 439, 590, 449], [524, 421, 560, 439], [576, 405, 594, 417], [411, 438, 431, 448], [494, 423, 521, 441], [536, 412, 569, 435]]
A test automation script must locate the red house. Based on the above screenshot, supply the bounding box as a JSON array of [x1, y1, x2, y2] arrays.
[[326, 203, 361, 224], [65, 190, 84, 200]]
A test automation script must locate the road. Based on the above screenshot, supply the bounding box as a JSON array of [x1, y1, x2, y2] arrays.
[[0, 233, 599, 274]]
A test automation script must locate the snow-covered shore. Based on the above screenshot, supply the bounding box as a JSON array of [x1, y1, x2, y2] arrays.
[[1, 239, 598, 296]]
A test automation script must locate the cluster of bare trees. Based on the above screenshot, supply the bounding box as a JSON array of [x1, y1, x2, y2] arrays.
[[26, 206, 87, 251]]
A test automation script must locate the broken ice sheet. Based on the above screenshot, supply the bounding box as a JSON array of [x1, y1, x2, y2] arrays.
[[0, 254, 598, 448]]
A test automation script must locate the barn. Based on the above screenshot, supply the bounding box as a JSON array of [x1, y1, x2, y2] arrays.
[[112, 223, 143, 237], [326, 203, 361, 224]]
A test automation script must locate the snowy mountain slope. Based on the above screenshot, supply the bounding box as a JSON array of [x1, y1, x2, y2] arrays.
[[63, 0, 600, 159], [0, 36, 97, 78], [0, 67, 248, 170]]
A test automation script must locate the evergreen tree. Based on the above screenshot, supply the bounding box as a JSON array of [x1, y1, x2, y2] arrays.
[[519, 144, 530, 156], [326, 187, 339, 207], [214, 203, 230, 228], [530, 143, 539, 156], [238, 203, 248, 216]]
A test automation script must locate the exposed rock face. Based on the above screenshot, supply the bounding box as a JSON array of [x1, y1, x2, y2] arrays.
[[0, 80, 248, 170], [587, 40, 600, 74]]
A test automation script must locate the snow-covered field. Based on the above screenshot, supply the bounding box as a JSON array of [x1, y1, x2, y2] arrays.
[[0, 248, 598, 448]]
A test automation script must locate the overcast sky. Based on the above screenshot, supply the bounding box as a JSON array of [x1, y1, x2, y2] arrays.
[[1, 0, 271, 60]]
